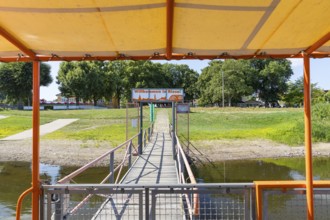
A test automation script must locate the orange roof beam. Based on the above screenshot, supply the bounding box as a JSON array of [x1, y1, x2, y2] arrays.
[[166, 0, 174, 60], [0, 52, 329, 63], [0, 26, 37, 60], [305, 32, 330, 54]]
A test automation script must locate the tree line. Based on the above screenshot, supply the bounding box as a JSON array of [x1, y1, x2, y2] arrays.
[[0, 59, 329, 108]]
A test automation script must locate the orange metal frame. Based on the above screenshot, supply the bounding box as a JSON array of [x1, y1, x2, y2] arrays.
[[303, 53, 314, 220], [32, 61, 40, 220], [0, 8, 326, 219], [15, 187, 33, 220], [254, 181, 330, 220]]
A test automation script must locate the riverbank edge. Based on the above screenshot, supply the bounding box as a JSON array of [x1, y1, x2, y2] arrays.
[[0, 139, 329, 167]]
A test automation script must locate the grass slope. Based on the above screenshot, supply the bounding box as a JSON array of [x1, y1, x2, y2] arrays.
[[178, 107, 330, 146], [0, 108, 150, 145]]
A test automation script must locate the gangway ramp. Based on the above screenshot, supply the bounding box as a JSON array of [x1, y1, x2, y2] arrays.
[[93, 109, 184, 219]]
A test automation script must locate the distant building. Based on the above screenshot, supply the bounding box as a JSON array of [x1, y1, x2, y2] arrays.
[[237, 100, 263, 108], [55, 94, 109, 106]]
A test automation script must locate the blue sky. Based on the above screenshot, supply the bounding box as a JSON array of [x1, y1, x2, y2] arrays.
[[41, 59, 330, 101]]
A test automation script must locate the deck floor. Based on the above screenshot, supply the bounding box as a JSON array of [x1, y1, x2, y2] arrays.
[[93, 109, 183, 220]]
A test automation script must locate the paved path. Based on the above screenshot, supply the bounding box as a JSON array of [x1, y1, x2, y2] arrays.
[[93, 109, 183, 220], [1, 119, 78, 141]]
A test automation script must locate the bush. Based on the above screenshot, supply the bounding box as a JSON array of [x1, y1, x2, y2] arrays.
[[312, 103, 330, 120]]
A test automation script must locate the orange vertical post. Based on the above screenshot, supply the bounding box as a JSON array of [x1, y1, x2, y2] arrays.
[[32, 61, 40, 220], [303, 54, 314, 220]]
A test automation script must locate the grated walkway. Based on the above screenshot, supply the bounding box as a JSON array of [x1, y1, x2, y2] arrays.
[[93, 109, 183, 219]]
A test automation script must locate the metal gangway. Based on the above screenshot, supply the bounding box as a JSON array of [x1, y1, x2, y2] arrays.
[[17, 109, 330, 220], [40, 109, 204, 220]]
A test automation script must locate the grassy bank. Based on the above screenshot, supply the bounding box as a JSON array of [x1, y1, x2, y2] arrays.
[[2, 105, 329, 146], [0, 108, 150, 145], [177, 105, 330, 146]]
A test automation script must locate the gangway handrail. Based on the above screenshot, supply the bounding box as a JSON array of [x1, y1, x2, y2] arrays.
[[52, 124, 154, 218], [57, 133, 139, 184], [175, 135, 196, 184], [174, 133, 200, 217]]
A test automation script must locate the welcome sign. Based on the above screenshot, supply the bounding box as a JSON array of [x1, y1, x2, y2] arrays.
[[132, 88, 184, 102]]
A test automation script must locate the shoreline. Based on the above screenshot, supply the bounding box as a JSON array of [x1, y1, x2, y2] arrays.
[[0, 139, 329, 166]]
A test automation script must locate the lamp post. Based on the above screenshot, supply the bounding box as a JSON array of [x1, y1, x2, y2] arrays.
[[222, 68, 225, 108]]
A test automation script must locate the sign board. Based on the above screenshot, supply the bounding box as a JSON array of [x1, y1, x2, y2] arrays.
[[176, 103, 190, 114], [131, 119, 138, 128], [132, 88, 184, 102]]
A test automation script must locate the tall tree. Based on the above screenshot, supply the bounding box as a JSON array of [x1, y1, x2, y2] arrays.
[[81, 61, 106, 106], [57, 61, 108, 106], [57, 62, 86, 105], [197, 60, 223, 106], [0, 62, 52, 107], [248, 59, 293, 106], [162, 64, 199, 101], [105, 61, 129, 107], [281, 76, 323, 107], [220, 60, 253, 106]]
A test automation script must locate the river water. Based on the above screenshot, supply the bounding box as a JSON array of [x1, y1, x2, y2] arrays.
[[0, 157, 329, 219]]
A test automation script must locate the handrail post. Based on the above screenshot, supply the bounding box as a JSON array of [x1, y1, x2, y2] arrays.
[[109, 152, 114, 183], [54, 195, 63, 220], [138, 103, 143, 155], [148, 127, 151, 141], [144, 130, 147, 148], [128, 142, 132, 168], [172, 102, 176, 160]]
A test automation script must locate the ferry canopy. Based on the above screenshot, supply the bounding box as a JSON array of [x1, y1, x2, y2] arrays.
[[0, 0, 330, 62]]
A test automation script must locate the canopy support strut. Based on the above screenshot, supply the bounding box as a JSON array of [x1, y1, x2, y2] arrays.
[[303, 53, 314, 220], [166, 0, 174, 59], [32, 61, 40, 220]]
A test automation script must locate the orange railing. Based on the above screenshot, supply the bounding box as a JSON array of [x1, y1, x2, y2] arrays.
[[254, 180, 330, 220], [15, 187, 33, 220]]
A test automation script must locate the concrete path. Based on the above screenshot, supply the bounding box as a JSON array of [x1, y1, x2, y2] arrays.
[[0, 115, 8, 119], [1, 119, 78, 141]]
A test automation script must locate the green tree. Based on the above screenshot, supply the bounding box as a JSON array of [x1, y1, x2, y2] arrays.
[[221, 60, 253, 106], [105, 61, 129, 107], [57, 61, 108, 106], [324, 90, 330, 103], [162, 63, 199, 101], [57, 62, 86, 105], [282, 76, 325, 106], [198, 60, 253, 106], [0, 62, 52, 107], [248, 59, 293, 106], [197, 60, 223, 106], [81, 61, 106, 106], [282, 78, 304, 107]]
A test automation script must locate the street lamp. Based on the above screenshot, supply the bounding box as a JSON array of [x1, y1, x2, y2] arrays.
[[222, 68, 224, 108]]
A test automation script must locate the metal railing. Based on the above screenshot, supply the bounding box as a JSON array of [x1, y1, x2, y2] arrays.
[[174, 134, 200, 218], [16, 124, 153, 220], [41, 183, 255, 220], [254, 180, 330, 220], [40, 181, 330, 220]]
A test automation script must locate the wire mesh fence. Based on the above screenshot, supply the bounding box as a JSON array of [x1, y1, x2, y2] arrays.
[[42, 184, 330, 220], [262, 189, 330, 220], [41, 184, 254, 220]]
